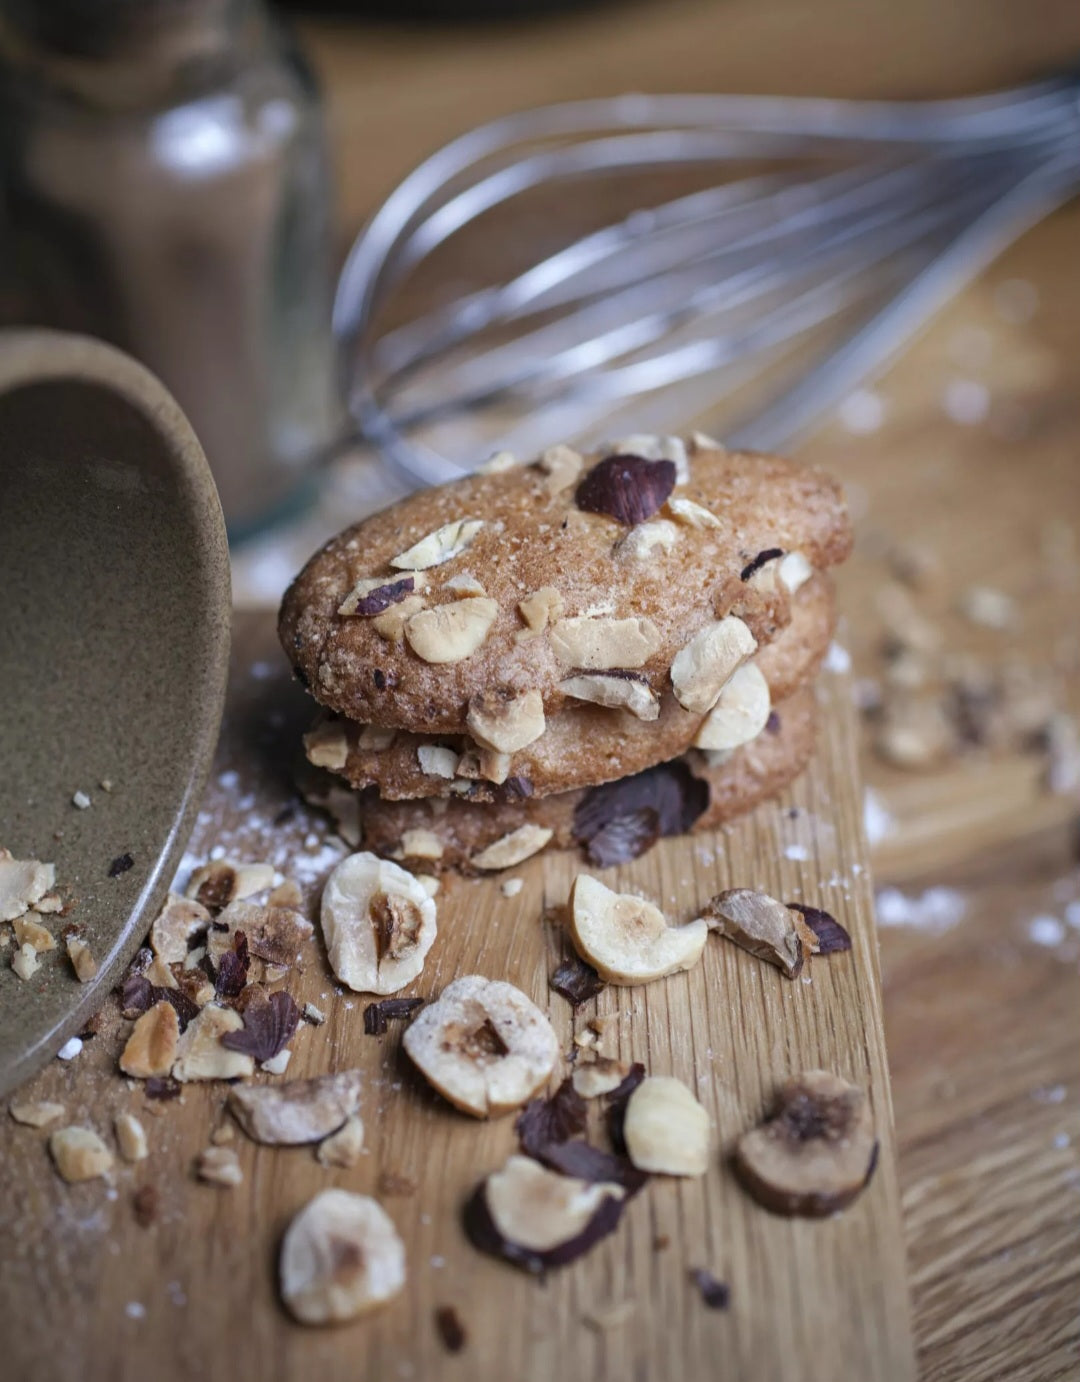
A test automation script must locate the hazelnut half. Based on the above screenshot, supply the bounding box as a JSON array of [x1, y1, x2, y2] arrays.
[[402, 975, 558, 1118], [466, 688, 546, 754], [623, 1076, 711, 1176], [280, 1189, 406, 1325], [670, 616, 757, 714], [733, 1069, 878, 1216], [569, 874, 707, 985], [693, 662, 771, 750], [321, 852, 437, 994], [405, 598, 498, 664]]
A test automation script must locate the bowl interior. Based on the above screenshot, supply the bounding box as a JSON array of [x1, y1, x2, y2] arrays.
[[0, 332, 230, 1095]]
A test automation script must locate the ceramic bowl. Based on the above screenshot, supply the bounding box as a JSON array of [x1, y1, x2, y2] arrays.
[[0, 330, 230, 1095]]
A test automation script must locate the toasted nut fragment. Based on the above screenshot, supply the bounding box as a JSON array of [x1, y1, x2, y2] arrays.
[[229, 1070, 363, 1146], [444, 572, 488, 597], [466, 688, 546, 754], [571, 1057, 633, 1100], [734, 1069, 877, 1216], [337, 574, 420, 617], [49, 1126, 113, 1183], [694, 662, 771, 750], [321, 852, 437, 994], [701, 888, 807, 978], [9, 1100, 66, 1128], [667, 496, 720, 529], [11, 942, 40, 980], [624, 1076, 711, 1176], [172, 1005, 255, 1082], [670, 616, 757, 713], [304, 720, 349, 771], [403, 975, 558, 1118], [0, 853, 55, 922], [32, 892, 63, 914], [358, 725, 396, 752], [616, 518, 679, 559], [280, 1189, 406, 1325], [397, 829, 445, 861], [13, 914, 56, 951], [549, 615, 661, 671], [405, 598, 498, 664], [390, 518, 484, 571], [206, 900, 313, 977], [372, 593, 426, 641], [416, 744, 460, 779], [186, 859, 274, 912], [261, 1049, 292, 1076], [472, 1154, 626, 1270], [197, 1145, 244, 1187], [689, 430, 722, 453], [316, 1115, 365, 1168], [471, 825, 554, 872], [65, 936, 98, 983], [270, 878, 303, 909], [150, 892, 211, 964], [114, 1112, 148, 1162], [516, 586, 564, 639], [537, 443, 584, 495], [120, 1000, 180, 1078], [559, 672, 660, 721], [569, 875, 707, 985], [143, 953, 179, 989], [476, 449, 521, 475]]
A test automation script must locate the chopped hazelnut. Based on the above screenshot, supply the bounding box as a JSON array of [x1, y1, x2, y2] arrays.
[[49, 1126, 113, 1183], [569, 874, 707, 985], [470, 825, 553, 871], [196, 1145, 244, 1187], [114, 1112, 149, 1162], [321, 852, 437, 994], [670, 616, 757, 714], [623, 1076, 710, 1176], [466, 688, 546, 754], [119, 1001, 180, 1079], [390, 518, 484, 571], [279, 1189, 405, 1324], [549, 615, 660, 671], [405, 598, 498, 664]]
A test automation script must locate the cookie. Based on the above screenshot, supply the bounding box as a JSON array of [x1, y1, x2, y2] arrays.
[[305, 572, 834, 802], [318, 685, 818, 874], [279, 437, 852, 735]]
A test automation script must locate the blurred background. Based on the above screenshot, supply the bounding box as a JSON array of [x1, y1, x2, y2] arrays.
[[1, 3, 1078, 1371]]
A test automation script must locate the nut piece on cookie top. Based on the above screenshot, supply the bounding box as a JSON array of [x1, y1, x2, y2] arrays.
[[279, 437, 852, 734]]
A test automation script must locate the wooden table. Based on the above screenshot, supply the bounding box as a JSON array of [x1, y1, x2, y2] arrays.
[[297, 7, 1080, 1377]]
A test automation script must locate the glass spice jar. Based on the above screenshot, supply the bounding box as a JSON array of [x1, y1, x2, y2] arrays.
[[0, 0, 341, 538]]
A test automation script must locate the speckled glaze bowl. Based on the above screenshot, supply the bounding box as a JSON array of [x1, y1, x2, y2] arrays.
[[0, 330, 230, 1095]]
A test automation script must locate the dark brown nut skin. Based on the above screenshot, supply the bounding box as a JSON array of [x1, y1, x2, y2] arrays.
[[462, 1179, 626, 1274]]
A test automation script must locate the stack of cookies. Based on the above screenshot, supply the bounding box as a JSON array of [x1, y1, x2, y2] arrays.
[[279, 434, 852, 874]]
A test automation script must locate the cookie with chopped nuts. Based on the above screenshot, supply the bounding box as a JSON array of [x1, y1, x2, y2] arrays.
[[279, 439, 851, 734], [330, 684, 817, 873], [311, 572, 833, 802]]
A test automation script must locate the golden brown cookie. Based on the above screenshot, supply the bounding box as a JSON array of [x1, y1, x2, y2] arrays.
[[279, 438, 851, 735], [329, 684, 818, 874], [306, 573, 834, 802]]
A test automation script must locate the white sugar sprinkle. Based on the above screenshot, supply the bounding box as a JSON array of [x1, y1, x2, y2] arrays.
[[876, 887, 966, 933], [943, 378, 990, 425], [863, 789, 895, 845], [824, 642, 851, 674], [1029, 915, 1066, 948], [1064, 901, 1080, 930], [784, 844, 809, 861], [125, 1302, 145, 1320], [56, 1036, 83, 1061], [72, 790, 91, 809], [838, 388, 885, 434]]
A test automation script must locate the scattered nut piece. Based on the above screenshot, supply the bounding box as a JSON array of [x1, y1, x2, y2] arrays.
[[397, 829, 445, 862], [206, 900, 313, 978], [670, 616, 757, 713], [65, 936, 98, 983], [186, 859, 275, 912], [694, 662, 771, 749], [338, 574, 419, 617], [390, 518, 484, 571], [229, 1070, 363, 1146], [549, 615, 661, 671], [300, 779, 362, 846], [403, 975, 558, 1118], [444, 572, 487, 598], [471, 825, 554, 871], [571, 1057, 633, 1100], [700, 888, 809, 979], [120, 1000, 180, 1079], [315, 1114, 365, 1168], [172, 1005, 255, 1082], [569, 875, 707, 985], [417, 744, 460, 779], [9, 1100, 66, 1128], [501, 878, 523, 899], [303, 720, 349, 771], [11, 942, 40, 980], [372, 592, 426, 641], [516, 586, 564, 640], [49, 1126, 114, 1182], [0, 853, 55, 921], [623, 1076, 710, 1176], [261, 1049, 292, 1075], [114, 1112, 149, 1162], [559, 671, 660, 721], [476, 449, 520, 474], [466, 688, 546, 754], [149, 892, 211, 964], [269, 878, 303, 909], [32, 892, 63, 914], [465, 1154, 626, 1273], [196, 1145, 244, 1187], [733, 1069, 877, 1216], [667, 496, 720, 529], [616, 518, 679, 559], [279, 1189, 406, 1325], [537, 443, 584, 495], [321, 852, 437, 994], [358, 725, 396, 752], [302, 1002, 326, 1026], [13, 913, 56, 951], [405, 598, 498, 664]]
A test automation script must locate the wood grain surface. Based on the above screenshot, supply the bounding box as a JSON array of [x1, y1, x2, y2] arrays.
[[1, 615, 914, 1382]]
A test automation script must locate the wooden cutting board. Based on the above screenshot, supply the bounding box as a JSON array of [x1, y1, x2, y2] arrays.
[[1, 613, 915, 1382]]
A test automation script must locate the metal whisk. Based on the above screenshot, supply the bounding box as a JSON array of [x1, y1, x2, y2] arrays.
[[333, 75, 1080, 486]]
